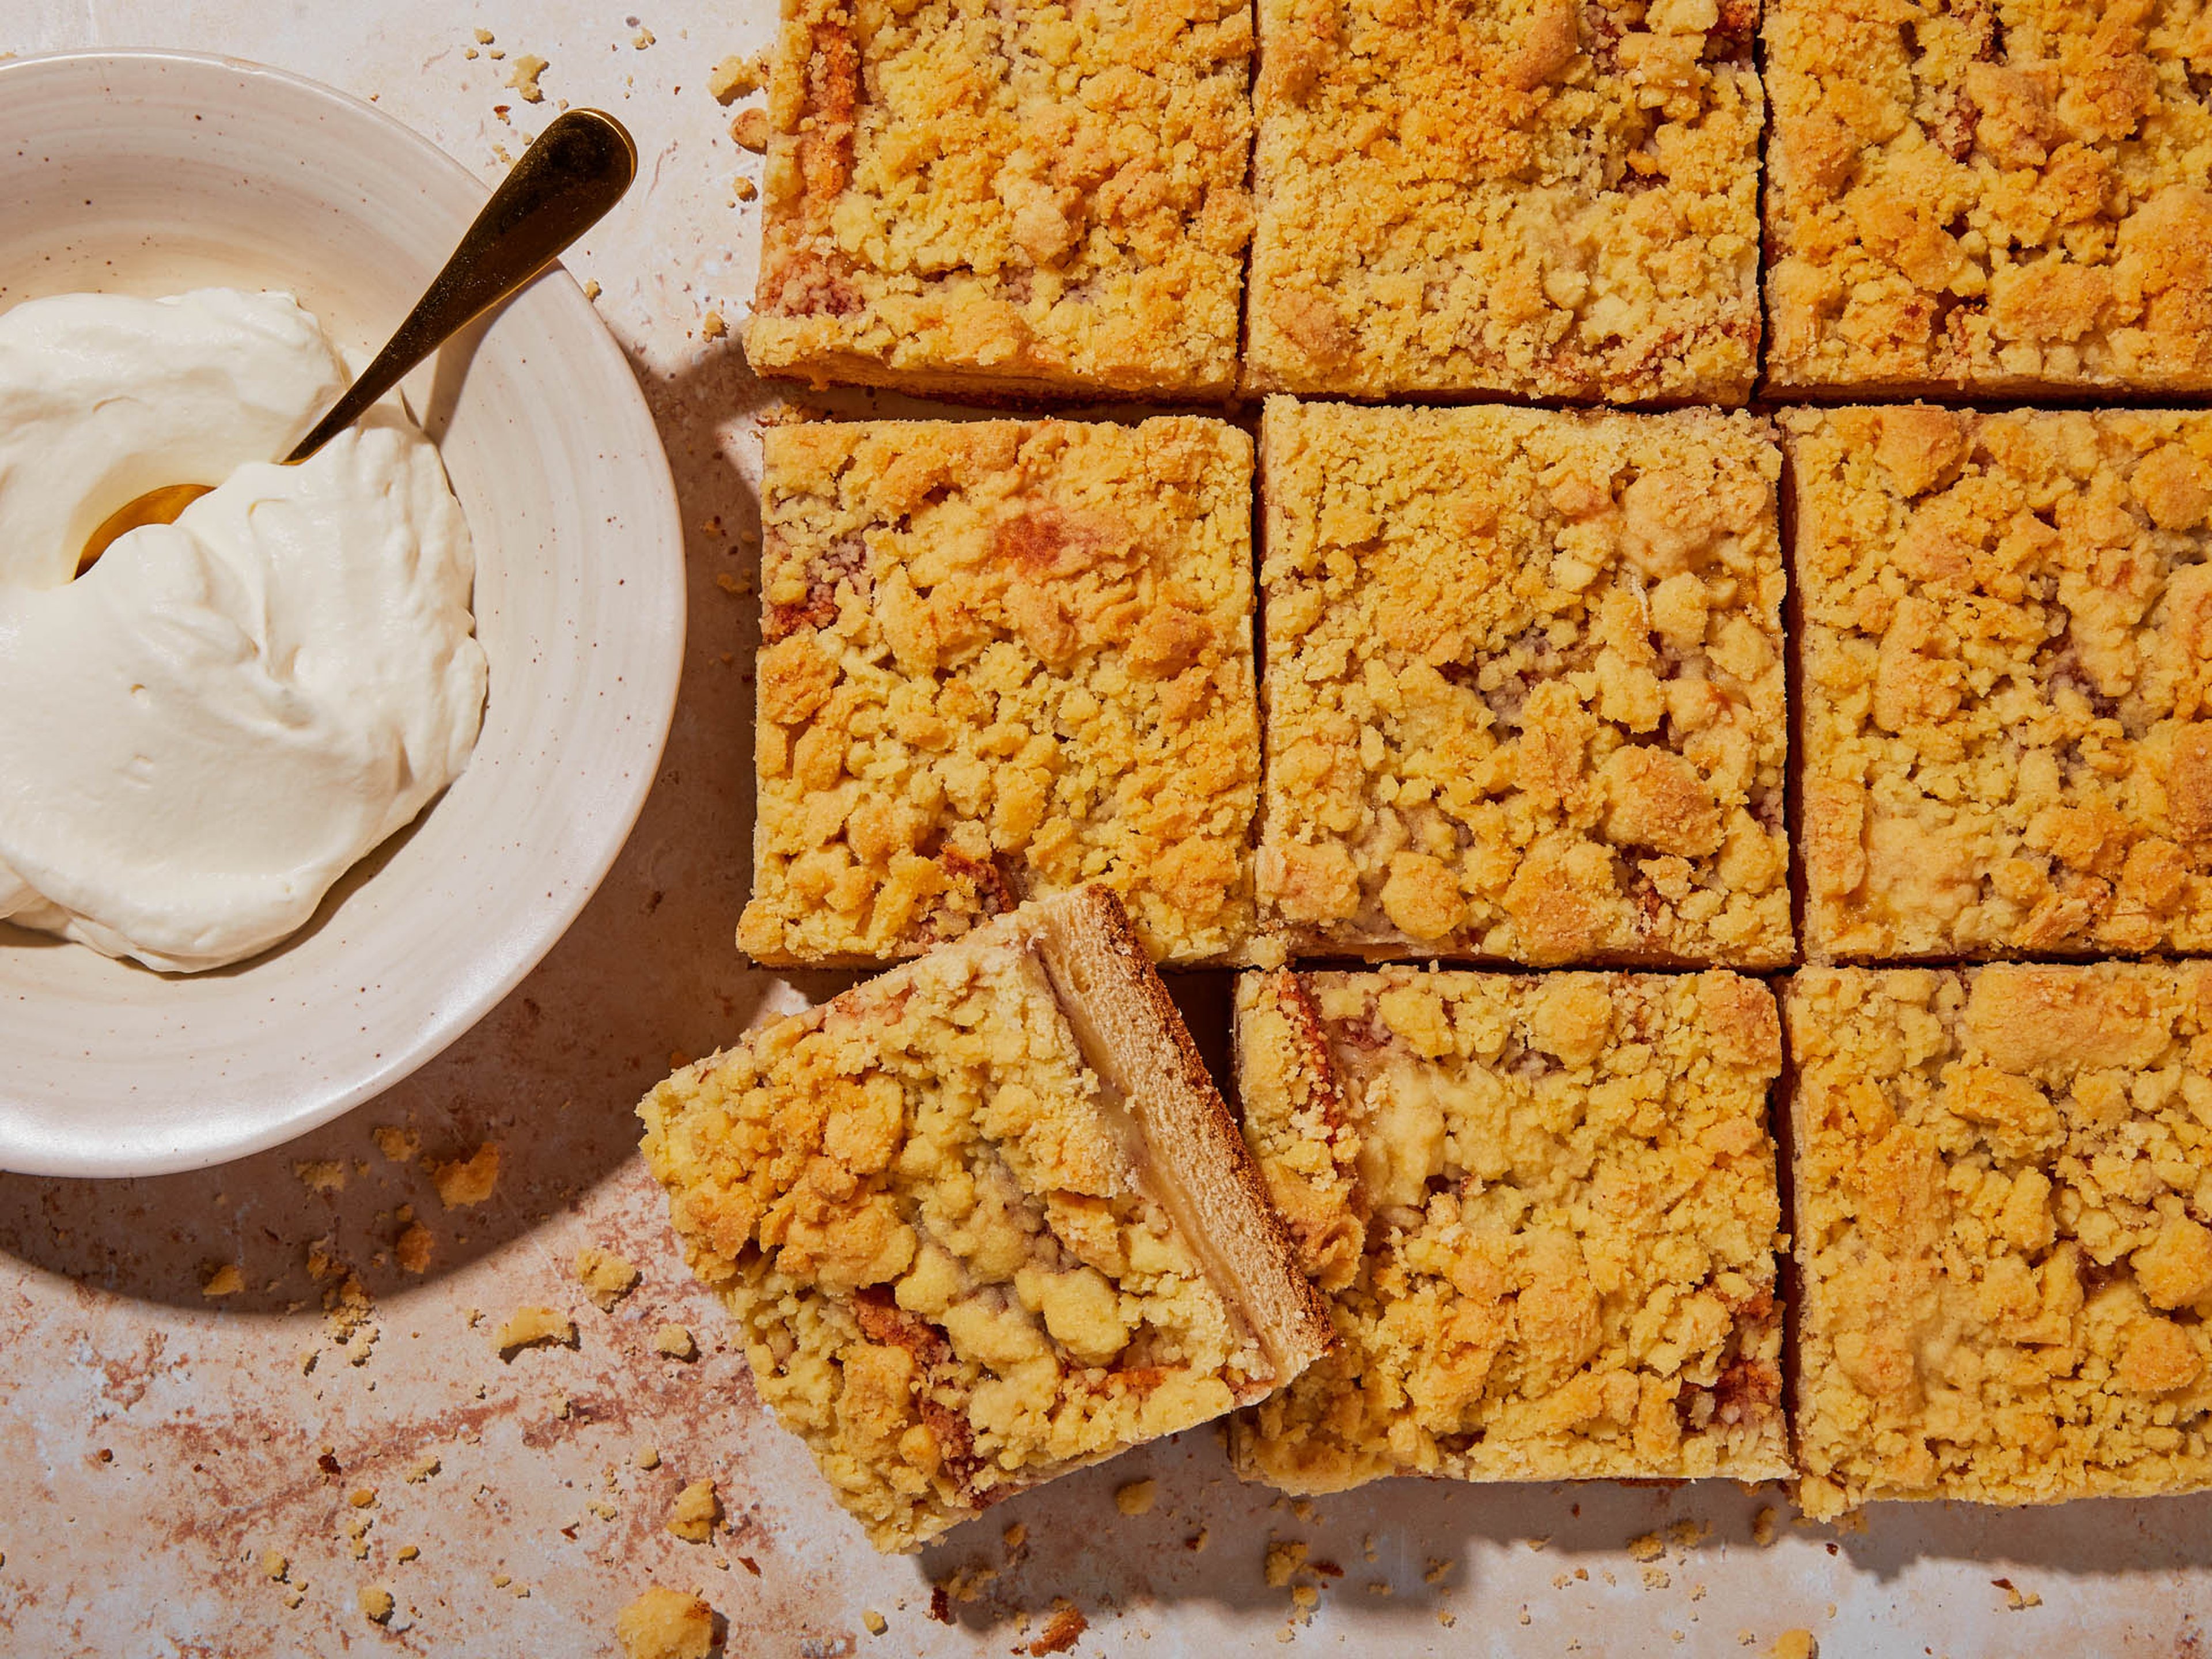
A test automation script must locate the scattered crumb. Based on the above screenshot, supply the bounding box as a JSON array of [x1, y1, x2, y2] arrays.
[[349, 1487, 377, 1509], [200, 1263, 244, 1298], [616, 1586, 715, 1659], [1423, 1558, 1450, 1586], [261, 1550, 289, 1582], [1264, 1540, 1307, 1589], [632, 26, 655, 47], [464, 46, 478, 58], [653, 1323, 696, 1360], [575, 1247, 641, 1310], [395, 1224, 434, 1275], [506, 54, 548, 101], [1002, 1521, 1027, 1556], [1993, 1578, 2043, 1611], [940, 1563, 998, 1603], [398, 1544, 420, 1563], [474, 26, 493, 43], [1642, 1565, 1671, 1590], [1437, 1609, 1456, 1628], [1185, 1527, 1209, 1553], [293, 1159, 348, 1194], [406, 1454, 441, 1484], [701, 310, 726, 341], [426, 1143, 500, 1208], [666, 1479, 721, 1543], [707, 54, 758, 102], [1752, 1506, 1778, 1547], [1366, 1580, 1390, 1597], [1628, 1532, 1665, 1563], [1107, 1479, 1157, 1518], [733, 177, 757, 202], [1290, 1585, 1319, 1612], [371, 1124, 421, 1162], [635, 1446, 661, 1471], [358, 1584, 395, 1624], [1668, 1520, 1707, 1550], [583, 279, 603, 301], [730, 108, 768, 151], [493, 1305, 576, 1355], [1771, 1634, 1817, 1659], [1290, 1499, 1317, 1522], [1027, 1603, 1087, 1656], [863, 1609, 887, 1636]]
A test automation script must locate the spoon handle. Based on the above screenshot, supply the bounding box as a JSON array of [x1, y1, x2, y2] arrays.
[[285, 108, 637, 465]]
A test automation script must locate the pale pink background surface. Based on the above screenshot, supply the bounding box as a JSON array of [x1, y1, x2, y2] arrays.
[[2, 4, 2209, 1655]]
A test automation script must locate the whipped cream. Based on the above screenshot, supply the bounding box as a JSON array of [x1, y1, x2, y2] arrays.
[[0, 289, 488, 972]]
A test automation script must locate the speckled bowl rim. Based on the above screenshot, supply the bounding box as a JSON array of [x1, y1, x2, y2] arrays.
[[0, 50, 685, 1177]]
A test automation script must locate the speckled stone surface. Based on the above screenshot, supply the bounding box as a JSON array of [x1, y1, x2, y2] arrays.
[[5, 5, 2212, 1656]]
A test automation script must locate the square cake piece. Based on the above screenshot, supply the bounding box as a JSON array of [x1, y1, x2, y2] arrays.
[[641, 887, 1332, 1552], [742, 0, 1255, 400], [1255, 399, 1789, 967], [1790, 406, 2212, 960], [1765, 0, 2212, 395], [1242, 0, 1764, 402], [1789, 964, 2212, 1517], [740, 415, 1258, 967], [1228, 965, 1788, 1493]]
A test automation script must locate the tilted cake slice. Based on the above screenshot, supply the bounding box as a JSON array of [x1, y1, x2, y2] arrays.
[[1229, 965, 1788, 1494], [639, 886, 1331, 1551]]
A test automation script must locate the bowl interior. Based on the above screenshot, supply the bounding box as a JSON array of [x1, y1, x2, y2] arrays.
[[0, 52, 684, 1176]]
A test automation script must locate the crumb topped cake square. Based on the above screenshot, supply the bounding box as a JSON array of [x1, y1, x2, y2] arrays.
[[1229, 965, 1788, 1493], [1255, 399, 1789, 967], [642, 888, 1330, 1551], [1789, 406, 2212, 960], [1243, 0, 1764, 401], [740, 415, 1258, 967], [743, 0, 1255, 400], [1789, 964, 2212, 1516], [1764, 0, 2212, 395]]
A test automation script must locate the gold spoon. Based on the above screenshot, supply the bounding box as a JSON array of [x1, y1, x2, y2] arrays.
[[77, 107, 638, 574]]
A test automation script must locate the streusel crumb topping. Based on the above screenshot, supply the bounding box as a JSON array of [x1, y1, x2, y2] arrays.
[[1232, 967, 1787, 1492], [744, 0, 1254, 398], [1256, 399, 1789, 967], [1244, 0, 1763, 400], [1790, 406, 2212, 960], [1790, 964, 2212, 1516], [741, 416, 1257, 967], [1766, 0, 2212, 393], [641, 927, 1271, 1551]]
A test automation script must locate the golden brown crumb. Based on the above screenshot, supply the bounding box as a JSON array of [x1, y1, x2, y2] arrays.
[[1627, 1533, 1664, 1562], [406, 1455, 440, 1484], [1263, 1539, 1307, 1588], [506, 53, 548, 103], [582, 279, 603, 301], [707, 54, 759, 103], [616, 1586, 715, 1659], [652, 1323, 696, 1361], [200, 1263, 244, 1298], [575, 1247, 641, 1310], [1113, 1479, 1157, 1517], [631, 26, 654, 48], [1247, 0, 1760, 400], [700, 309, 727, 341], [635, 1445, 661, 1471], [863, 1608, 888, 1635], [666, 1478, 721, 1543], [349, 1487, 377, 1509], [729, 108, 767, 152], [1751, 1506, 1778, 1547], [397, 1544, 419, 1563], [1770, 1634, 1817, 1659], [395, 1224, 434, 1276], [293, 1159, 347, 1195], [739, 418, 1259, 968], [473, 26, 493, 43], [358, 1585, 395, 1624], [493, 1306, 577, 1356], [371, 1124, 421, 1162], [1234, 968, 1787, 1491], [1256, 400, 1790, 966], [1027, 1604, 1087, 1656], [426, 1143, 500, 1209], [744, 0, 1252, 399], [260, 1549, 288, 1582], [1791, 965, 2212, 1515], [733, 177, 757, 203]]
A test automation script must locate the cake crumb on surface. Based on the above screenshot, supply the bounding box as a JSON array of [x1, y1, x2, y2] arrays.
[[666, 1479, 720, 1543], [574, 1247, 639, 1310], [582, 279, 602, 301], [631, 26, 654, 47], [732, 177, 756, 203], [651, 1323, 695, 1359], [260, 1549, 287, 1581], [1028, 1603, 1088, 1656], [616, 1586, 715, 1659], [358, 1584, 394, 1624], [506, 53, 547, 103], [1114, 1479, 1157, 1517], [700, 310, 726, 341], [371, 1124, 420, 1162], [406, 1454, 440, 1484], [293, 1159, 347, 1194], [200, 1263, 243, 1298], [1752, 1507, 1778, 1547], [1770, 1633, 1816, 1659], [863, 1609, 887, 1635], [493, 1306, 575, 1355], [707, 54, 757, 102], [426, 1143, 499, 1208], [395, 1224, 433, 1275], [635, 1445, 661, 1471], [729, 107, 767, 151], [1264, 1540, 1307, 1588]]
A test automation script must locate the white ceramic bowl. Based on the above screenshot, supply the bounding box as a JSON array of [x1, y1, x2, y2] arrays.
[[0, 52, 685, 1176]]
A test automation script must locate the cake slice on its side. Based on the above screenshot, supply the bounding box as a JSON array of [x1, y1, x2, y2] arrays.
[[1229, 965, 1789, 1495], [639, 886, 1330, 1552]]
